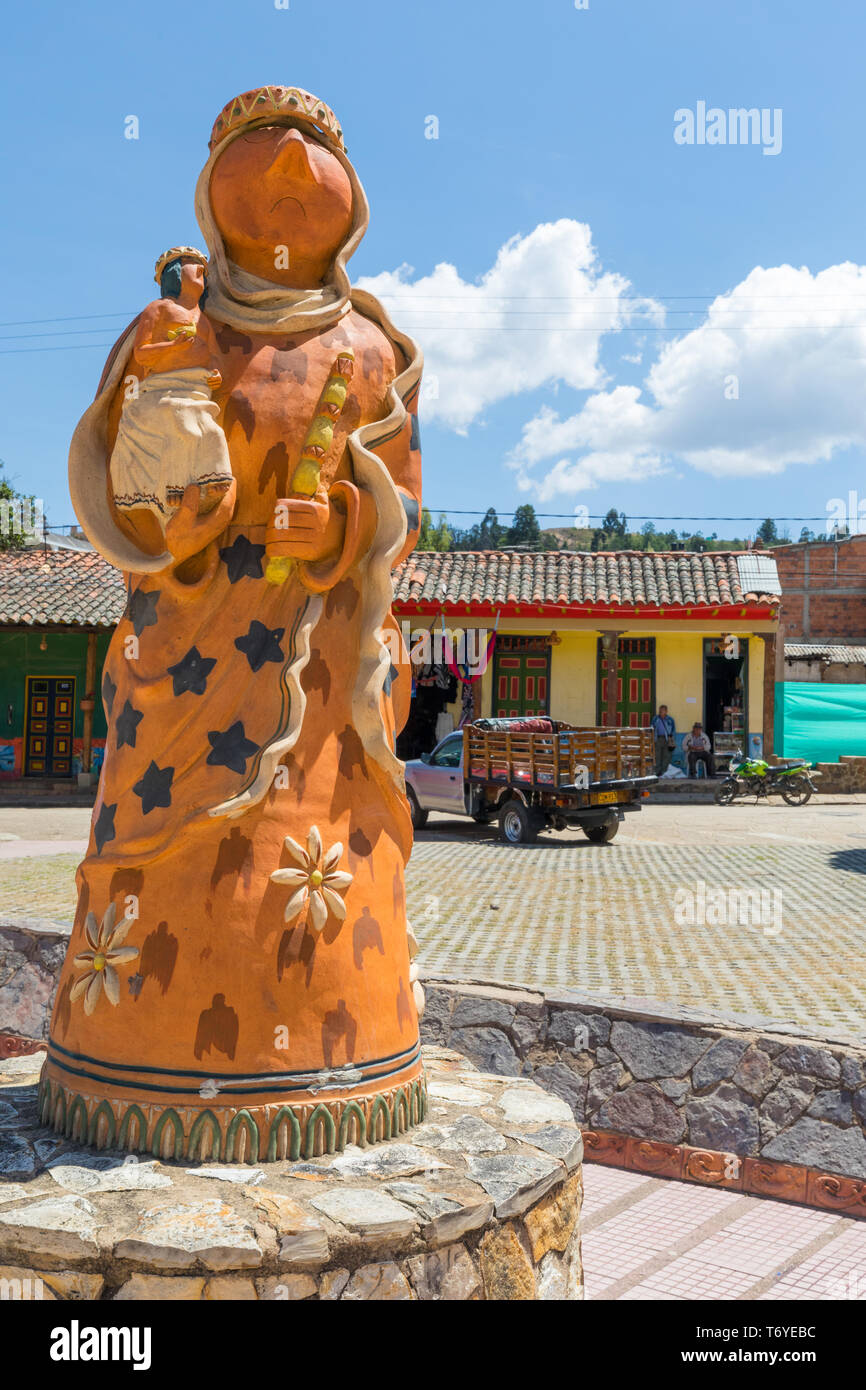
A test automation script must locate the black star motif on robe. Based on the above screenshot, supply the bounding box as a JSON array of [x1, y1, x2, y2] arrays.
[[102, 671, 117, 716], [383, 663, 399, 695], [234, 620, 285, 673], [127, 587, 161, 637], [219, 534, 265, 583], [206, 722, 259, 774], [133, 761, 174, 814], [167, 646, 217, 697], [115, 699, 144, 750], [94, 801, 117, 855]]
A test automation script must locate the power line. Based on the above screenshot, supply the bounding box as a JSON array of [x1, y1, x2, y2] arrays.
[[0, 327, 133, 343], [424, 510, 862, 522], [0, 342, 118, 356], [0, 312, 136, 329]]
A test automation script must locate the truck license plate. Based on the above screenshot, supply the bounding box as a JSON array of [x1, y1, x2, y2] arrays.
[[591, 790, 618, 805]]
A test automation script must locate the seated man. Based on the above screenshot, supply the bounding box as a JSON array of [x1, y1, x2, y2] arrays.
[[682, 723, 716, 778], [651, 704, 676, 776]]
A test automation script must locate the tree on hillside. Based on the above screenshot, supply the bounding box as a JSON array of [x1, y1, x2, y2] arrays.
[[478, 507, 504, 549], [589, 508, 629, 551], [604, 508, 628, 537], [757, 518, 779, 546], [416, 508, 453, 552], [416, 507, 436, 549], [0, 460, 34, 552], [432, 513, 453, 552], [507, 503, 542, 548]]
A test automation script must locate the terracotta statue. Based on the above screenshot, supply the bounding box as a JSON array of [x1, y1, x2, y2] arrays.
[[45, 86, 425, 1161], [109, 247, 232, 538]]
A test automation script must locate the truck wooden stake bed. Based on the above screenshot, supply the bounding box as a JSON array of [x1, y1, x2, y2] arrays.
[[404, 717, 657, 844]]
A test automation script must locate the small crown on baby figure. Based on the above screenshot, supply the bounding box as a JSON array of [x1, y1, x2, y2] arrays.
[[154, 245, 209, 285]]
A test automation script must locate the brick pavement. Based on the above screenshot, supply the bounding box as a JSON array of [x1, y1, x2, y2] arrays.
[[581, 1164, 866, 1300], [2, 827, 866, 1041], [407, 833, 866, 1043]]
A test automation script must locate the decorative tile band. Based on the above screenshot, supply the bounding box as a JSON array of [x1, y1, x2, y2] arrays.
[[582, 1128, 866, 1219], [38, 1069, 428, 1163]]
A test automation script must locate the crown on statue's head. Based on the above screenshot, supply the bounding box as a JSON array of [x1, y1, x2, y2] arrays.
[[209, 86, 345, 154], [153, 246, 209, 285]]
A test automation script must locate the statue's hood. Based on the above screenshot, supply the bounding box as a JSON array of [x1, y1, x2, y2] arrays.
[[194, 121, 369, 338]]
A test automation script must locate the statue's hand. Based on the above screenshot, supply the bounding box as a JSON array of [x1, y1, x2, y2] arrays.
[[165, 480, 237, 564], [266, 491, 346, 562]]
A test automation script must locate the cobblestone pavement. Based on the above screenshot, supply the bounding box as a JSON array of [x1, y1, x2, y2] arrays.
[[582, 1163, 866, 1300], [1, 802, 865, 1041], [405, 830, 866, 1042]]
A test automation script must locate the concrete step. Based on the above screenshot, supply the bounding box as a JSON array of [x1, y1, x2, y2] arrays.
[[650, 779, 720, 801]]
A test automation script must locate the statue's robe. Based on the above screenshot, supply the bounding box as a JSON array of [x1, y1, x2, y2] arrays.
[[44, 303, 426, 1161]]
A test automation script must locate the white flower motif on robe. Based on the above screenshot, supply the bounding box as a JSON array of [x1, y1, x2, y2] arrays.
[[270, 826, 353, 932], [71, 902, 139, 1015]]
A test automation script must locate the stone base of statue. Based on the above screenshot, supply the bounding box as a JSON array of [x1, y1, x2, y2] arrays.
[[1, 1047, 583, 1301]]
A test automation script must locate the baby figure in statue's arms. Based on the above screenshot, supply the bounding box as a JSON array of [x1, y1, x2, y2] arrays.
[[109, 246, 233, 533]]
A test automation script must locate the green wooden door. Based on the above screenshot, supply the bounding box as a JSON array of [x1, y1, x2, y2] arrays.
[[493, 640, 551, 717], [597, 638, 655, 727]]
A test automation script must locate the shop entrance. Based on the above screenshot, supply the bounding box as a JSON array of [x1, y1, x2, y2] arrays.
[[396, 661, 457, 762], [703, 638, 748, 764]]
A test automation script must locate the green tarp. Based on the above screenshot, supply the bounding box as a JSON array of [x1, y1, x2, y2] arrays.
[[775, 682, 866, 763]]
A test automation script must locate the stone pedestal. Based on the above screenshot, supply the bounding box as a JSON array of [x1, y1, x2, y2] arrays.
[[0, 1046, 583, 1301]]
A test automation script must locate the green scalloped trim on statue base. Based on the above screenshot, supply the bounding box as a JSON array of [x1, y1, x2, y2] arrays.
[[37, 1070, 427, 1163]]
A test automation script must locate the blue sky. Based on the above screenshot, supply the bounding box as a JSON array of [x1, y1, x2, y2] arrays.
[[2, 0, 865, 540]]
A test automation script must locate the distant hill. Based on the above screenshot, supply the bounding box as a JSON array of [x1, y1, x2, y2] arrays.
[[541, 526, 750, 552]]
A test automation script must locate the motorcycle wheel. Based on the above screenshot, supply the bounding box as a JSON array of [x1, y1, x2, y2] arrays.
[[715, 779, 738, 806], [780, 776, 813, 807]]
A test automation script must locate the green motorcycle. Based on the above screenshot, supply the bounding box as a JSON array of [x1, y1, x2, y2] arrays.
[[714, 749, 820, 807]]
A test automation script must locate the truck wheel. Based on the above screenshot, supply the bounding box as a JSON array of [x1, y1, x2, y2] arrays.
[[584, 819, 619, 844], [407, 788, 428, 830], [498, 799, 538, 845]]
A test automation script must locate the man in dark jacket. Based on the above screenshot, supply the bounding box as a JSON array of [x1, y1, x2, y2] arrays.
[[651, 705, 676, 776]]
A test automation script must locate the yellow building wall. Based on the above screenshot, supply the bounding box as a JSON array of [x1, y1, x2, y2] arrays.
[[747, 636, 766, 738], [550, 632, 598, 723], [653, 633, 705, 733], [410, 620, 767, 736]]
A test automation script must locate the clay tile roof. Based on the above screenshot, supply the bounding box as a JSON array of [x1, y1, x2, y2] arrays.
[[0, 545, 779, 630], [392, 550, 780, 610], [0, 548, 126, 628], [785, 642, 866, 663]]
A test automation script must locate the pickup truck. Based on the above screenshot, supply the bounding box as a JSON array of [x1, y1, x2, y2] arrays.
[[404, 717, 657, 844]]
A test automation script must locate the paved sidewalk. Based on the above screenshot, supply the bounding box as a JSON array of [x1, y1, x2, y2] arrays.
[[0, 840, 87, 861], [406, 834, 866, 1044], [582, 1163, 866, 1299], [1, 803, 866, 1041]]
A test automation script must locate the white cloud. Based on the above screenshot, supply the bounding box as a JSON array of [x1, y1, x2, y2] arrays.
[[511, 261, 866, 500], [357, 219, 660, 433]]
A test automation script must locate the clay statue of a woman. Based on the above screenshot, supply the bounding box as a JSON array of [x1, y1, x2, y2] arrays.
[[45, 86, 425, 1161]]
